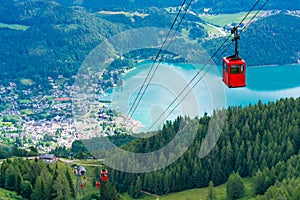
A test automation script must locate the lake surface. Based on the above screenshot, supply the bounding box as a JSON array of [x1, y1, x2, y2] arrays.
[[111, 62, 300, 131]]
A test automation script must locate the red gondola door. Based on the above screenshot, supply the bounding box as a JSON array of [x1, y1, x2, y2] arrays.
[[222, 60, 229, 86]]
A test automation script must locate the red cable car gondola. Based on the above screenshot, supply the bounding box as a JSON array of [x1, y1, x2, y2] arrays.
[[101, 169, 109, 182], [80, 183, 84, 189], [222, 26, 246, 88], [96, 181, 101, 189]]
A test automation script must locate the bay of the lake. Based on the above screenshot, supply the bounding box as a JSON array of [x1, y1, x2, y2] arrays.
[[110, 62, 300, 130]]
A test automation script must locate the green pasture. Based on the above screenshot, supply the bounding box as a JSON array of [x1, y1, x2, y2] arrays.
[[200, 11, 257, 27], [0, 22, 29, 31]]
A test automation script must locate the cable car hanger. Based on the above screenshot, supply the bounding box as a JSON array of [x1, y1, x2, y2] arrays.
[[230, 26, 241, 60]]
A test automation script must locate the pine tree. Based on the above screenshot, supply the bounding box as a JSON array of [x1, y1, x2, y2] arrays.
[[206, 181, 216, 200], [129, 183, 135, 198], [254, 170, 265, 195], [0, 162, 8, 187], [65, 169, 76, 198], [292, 185, 300, 200], [226, 173, 245, 200], [21, 180, 33, 199], [31, 175, 45, 200], [133, 176, 142, 198], [51, 173, 71, 200], [4, 173, 15, 190], [15, 173, 23, 194], [4, 165, 16, 190], [100, 183, 120, 200], [42, 168, 53, 200], [28, 161, 40, 186], [77, 150, 85, 159], [105, 97, 300, 196]]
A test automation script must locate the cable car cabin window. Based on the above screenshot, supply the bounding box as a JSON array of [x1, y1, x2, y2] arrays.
[[223, 62, 228, 72], [230, 65, 244, 74]]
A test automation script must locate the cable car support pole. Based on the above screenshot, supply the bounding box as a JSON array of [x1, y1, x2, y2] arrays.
[[231, 26, 241, 59]]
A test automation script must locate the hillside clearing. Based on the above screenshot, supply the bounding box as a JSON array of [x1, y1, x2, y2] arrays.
[[0, 22, 29, 31], [98, 11, 149, 18], [120, 177, 255, 200], [199, 11, 258, 27]]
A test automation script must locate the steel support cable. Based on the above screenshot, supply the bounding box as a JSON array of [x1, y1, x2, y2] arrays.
[[237, 0, 262, 27], [241, 0, 270, 33], [147, 33, 233, 131], [218, 0, 270, 64], [128, 0, 194, 119], [148, 0, 270, 131], [126, 0, 188, 119]]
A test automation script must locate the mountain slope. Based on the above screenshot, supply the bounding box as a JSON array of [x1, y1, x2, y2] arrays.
[[203, 13, 300, 66], [240, 13, 300, 66], [0, 0, 121, 88], [103, 97, 300, 196]]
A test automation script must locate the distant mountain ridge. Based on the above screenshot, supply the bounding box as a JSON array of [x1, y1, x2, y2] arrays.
[[56, 0, 300, 13], [1, 0, 299, 24]]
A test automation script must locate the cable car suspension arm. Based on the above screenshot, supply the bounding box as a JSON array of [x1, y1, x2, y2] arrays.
[[231, 26, 240, 58]]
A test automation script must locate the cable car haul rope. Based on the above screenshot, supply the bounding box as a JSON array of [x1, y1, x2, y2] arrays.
[[118, 0, 271, 131], [139, 0, 270, 130]]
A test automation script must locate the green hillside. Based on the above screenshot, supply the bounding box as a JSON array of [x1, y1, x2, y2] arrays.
[[132, 152, 300, 200], [0, 0, 121, 89], [0, 158, 121, 200], [160, 153, 300, 200], [240, 13, 300, 66], [203, 13, 300, 66], [104, 97, 300, 198]]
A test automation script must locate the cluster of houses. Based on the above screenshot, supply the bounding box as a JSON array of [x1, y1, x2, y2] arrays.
[[21, 120, 77, 152], [0, 78, 77, 152], [0, 61, 143, 153]]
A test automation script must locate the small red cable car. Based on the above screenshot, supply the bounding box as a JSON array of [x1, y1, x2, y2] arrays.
[[222, 56, 246, 88], [101, 169, 109, 182], [96, 181, 101, 189], [222, 26, 246, 88], [80, 183, 84, 189]]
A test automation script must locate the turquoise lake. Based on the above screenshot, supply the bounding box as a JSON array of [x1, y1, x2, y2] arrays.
[[111, 63, 300, 130]]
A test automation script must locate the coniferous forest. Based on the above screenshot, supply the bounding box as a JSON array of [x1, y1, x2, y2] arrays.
[[1, 97, 299, 199], [107, 97, 300, 198], [0, 158, 121, 200], [0, 158, 75, 200]]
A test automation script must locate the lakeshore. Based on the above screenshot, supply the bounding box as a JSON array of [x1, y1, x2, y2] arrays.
[[110, 62, 300, 130]]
